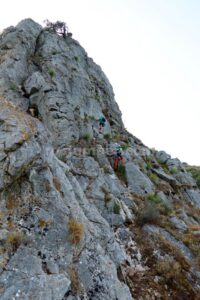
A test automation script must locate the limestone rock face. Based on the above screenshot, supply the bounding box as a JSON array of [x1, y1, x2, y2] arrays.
[[0, 19, 199, 299], [125, 162, 154, 195]]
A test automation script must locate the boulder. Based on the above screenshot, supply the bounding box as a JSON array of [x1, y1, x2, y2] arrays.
[[126, 162, 154, 195], [174, 172, 196, 187], [152, 168, 178, 186], [24, 71, 51, 95], [184, 189, 200, 208], [169, 216, 187, 232], [155, 150, 171, 164], [157, 191, 173, 209]]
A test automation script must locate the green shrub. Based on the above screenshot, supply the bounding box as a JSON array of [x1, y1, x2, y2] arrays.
[[156, 158, 169, 173], [113, 202, 121, 214], [115, 164, 127, 184], [48, 69, 55, 77], [149, 173, 158, 182], [113, 133, 121, 141], [186, 165, 200, 188], [147, 193, 161, 204], [116, 164, 126, 174], [121, 143, 130, 150], [146, 161, 152, 170], [10, 83, 18, 92], [104, 133, 112, 140], [144, 156, 153, 170], [82, 133, 91, 141], [74, 56, 79, 62], [170, 166, 178, 174]]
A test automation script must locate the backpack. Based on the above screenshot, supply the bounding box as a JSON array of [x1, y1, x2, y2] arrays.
[[99, 117, 106, 123]]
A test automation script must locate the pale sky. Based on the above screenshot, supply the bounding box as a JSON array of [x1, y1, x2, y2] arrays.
[[1, 0, 200, 165]]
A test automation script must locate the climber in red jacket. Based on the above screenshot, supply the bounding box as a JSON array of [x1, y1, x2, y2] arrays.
[[113, 143, 124, 170]]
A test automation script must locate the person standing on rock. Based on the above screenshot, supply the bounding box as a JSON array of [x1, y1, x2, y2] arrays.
[[98, 116, 106, 134]]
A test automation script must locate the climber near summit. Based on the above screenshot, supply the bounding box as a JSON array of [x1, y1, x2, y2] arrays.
[[113, 143, 124, 170], [98, 116, 106, 134]]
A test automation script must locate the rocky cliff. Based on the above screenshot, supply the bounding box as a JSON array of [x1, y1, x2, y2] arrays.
[[0, 19, 199, 300]]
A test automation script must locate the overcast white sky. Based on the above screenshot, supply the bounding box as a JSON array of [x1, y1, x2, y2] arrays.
[[1, 0, 200, 165]]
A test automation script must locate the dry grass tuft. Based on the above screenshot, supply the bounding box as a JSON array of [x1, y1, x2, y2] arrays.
[[6, 197, 20, 211], [53, 177, 62, 191], [188, 224, 200, 231], [68, 219, 84, 245], [6, 230, 25, 252], [45, 182, 52, 192], [68, 264, 83, 295], [155, 256, 197, 298], [156, 259, 181, 281], [158, 235, 191, 271], [38, 219, 51, 228]]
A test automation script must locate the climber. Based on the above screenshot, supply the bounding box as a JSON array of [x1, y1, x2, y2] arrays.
[[98, 116, 106, 134], [113, 143, 124, 171]]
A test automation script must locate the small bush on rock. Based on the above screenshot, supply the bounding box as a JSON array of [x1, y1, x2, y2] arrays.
[[149, 172, 158, 183], [104, 133, 112, 140], [186, 165, 200, 188], [74, 56, 79, 62], [170, 166, 178, 174], [10, 83, 19, 92], [147, 193, 161, 204], [113, 202, 121, 214], [44, 19, 69, 37], [136, 202, 161, 227], [82, 133, 91, 141], [48, 69, 55, 77], [115, 164, 127, 184], [121, 143, 130, 150]]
